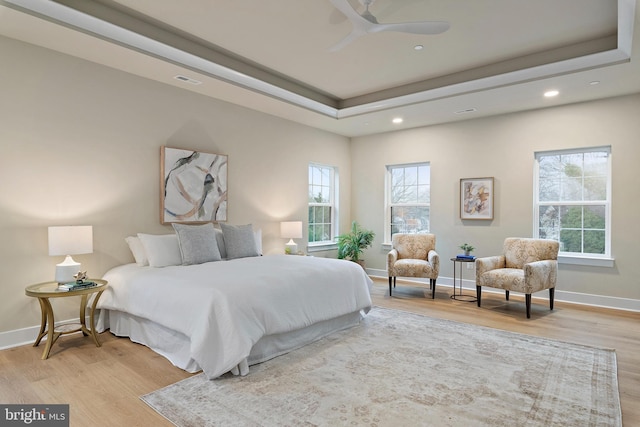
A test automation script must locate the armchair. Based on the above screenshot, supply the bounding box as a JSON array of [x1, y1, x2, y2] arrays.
[[387, 233, 439, 298], [475, 238, 559, 318]]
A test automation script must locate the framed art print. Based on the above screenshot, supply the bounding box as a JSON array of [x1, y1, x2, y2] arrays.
[[161, 146, 228, 224], [460, 177, 494, 220]]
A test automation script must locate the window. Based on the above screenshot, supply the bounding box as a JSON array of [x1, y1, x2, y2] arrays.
[[308, 163, 337, 245], [534, 146, 611, 259], [385, 163, 430, 242]]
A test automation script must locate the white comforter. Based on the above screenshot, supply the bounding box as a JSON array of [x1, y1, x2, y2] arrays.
[[98, 255, 372, 379]]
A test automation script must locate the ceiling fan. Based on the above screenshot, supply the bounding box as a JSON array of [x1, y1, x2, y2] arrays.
[[329, 0, 450, 52]]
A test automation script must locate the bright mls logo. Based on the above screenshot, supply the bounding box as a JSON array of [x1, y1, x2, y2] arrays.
[[1, 405, 68, 426]]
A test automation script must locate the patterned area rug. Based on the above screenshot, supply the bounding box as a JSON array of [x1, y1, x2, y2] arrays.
[[141, 307, 621, 426]]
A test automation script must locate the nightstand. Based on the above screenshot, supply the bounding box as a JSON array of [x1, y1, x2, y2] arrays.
[[25, 279, 108, 359]]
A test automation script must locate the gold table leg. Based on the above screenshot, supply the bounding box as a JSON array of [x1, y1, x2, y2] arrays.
[[35, 297, 62, 360], [80, 290, 104, 347]]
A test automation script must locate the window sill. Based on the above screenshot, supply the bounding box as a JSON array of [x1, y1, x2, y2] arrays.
[[307, 243, 338, 253], [558, 255, 614, 268]]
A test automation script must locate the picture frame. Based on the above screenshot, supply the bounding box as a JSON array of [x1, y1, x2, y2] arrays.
[[460, 177, 494, 220], [160, 146, 228, 224]]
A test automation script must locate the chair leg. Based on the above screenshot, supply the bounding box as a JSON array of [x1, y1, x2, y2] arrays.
[[388, 277, 393, 296], [476, 286, 482, 307], [526, 294, 532, 318], [431, 279, 436, 299], [549, 287, 555, 311], [393, 277, 396, 288], [505, 290, 510, 301]]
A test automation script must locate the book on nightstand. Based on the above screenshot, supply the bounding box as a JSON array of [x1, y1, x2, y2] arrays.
[[58, 281, 97, 292], [456, 254, 476, 260]]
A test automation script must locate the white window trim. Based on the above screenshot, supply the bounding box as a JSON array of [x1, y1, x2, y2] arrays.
[[307, 163, 338, 249], [384, 162, 430, 244], [533, 146, 613, 267]]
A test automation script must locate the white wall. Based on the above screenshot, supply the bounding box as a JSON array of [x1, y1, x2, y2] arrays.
[[351, 93, 640, 306], [0, 36, 351, 334]]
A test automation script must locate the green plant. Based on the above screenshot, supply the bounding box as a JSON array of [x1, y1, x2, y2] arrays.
[[337, 221, 375, 262], [459, 243, 475, 253]]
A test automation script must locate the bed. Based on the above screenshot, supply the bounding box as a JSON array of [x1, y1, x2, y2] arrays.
[[95, 224, 372, 379]]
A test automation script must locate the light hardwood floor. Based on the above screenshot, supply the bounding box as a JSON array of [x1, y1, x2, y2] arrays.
[[1, 277, 638, 426]]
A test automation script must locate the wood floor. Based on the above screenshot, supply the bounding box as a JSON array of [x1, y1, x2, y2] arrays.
[[1, 277, 638, 426]]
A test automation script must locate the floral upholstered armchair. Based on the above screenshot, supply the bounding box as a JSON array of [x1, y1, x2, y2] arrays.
[[387, 233, 439, 298], [475, 238, 559, 318]]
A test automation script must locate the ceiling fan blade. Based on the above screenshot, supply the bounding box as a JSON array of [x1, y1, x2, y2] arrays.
[[329, 0, 365, 23], [329, 30, 365, 52], [329, 0, 374, 31], [371, 21, 450, 35]]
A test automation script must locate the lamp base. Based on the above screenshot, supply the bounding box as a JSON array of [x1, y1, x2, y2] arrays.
[[285, 239, 298, 255], [55, 255, 81, 284]]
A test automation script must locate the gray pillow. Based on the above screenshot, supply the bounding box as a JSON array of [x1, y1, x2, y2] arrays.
[[220, 223, 259, 259], [172, 223, 222, 265]]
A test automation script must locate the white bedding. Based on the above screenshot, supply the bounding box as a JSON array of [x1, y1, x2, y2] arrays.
[[97, 255, 372, 379]]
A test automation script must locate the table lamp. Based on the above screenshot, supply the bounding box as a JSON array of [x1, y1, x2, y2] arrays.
[[280, 221, 302, 254], [48, 225, 93, 284]]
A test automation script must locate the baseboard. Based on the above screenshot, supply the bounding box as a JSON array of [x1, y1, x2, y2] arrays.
[[0, 317, 81, 351], [366, 268, 640, 313]]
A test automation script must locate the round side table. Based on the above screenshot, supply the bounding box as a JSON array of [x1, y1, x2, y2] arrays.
[[450, 258, 477, 302], [25, 279, 108, 359]]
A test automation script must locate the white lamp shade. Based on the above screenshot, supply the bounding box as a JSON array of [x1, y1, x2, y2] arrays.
[[48, 226, 93, 256], [280, 221, 303, 239]]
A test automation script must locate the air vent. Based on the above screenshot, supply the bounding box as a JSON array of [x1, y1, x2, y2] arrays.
[[454, 108, 477, 115], [174, 75, 202, 85]]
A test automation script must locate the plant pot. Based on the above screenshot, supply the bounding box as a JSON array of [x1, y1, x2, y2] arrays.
[[355, 259, 366, 269]]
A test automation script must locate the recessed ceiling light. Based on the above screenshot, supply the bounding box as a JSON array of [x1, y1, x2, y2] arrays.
[[589, 81, 601, 86], [414, 45, 424, 51], [544, 90, 559, 98], [392, 117, 403, 124]]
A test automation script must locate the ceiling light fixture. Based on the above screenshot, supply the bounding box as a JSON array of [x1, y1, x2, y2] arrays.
[[392, 117, 403, 124], [590, 81, 601, 85], [414, 45, 424, 51], [544, 90, 559, 97]]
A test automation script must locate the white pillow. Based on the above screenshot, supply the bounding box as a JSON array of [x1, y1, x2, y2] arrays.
[[253, 228, 262, 255], [172, 223, 222, 265], [137, 233, 182, 267], [220, 223, 260, 259], [214, 227, 227, 259], [125, 236, 149, 266]]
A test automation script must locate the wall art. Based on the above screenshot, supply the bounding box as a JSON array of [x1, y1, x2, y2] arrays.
[[460, 177, 494, 220], [161, 146, 228, 224]]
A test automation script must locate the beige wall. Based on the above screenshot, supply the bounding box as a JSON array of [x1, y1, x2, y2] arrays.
[[2, 35, 639, 341], [351, 93, 640, 303], [0, 37, 351, 334]]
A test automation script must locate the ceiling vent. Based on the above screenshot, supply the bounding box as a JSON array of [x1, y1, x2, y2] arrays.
[[454, 108, 477, 115], [174, 75, 202, 85]]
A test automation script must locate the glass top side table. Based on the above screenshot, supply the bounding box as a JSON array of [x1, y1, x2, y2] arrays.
[[25, 279, 108, 359]]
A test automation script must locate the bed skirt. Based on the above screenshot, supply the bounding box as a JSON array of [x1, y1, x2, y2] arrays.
[[96, 308, 364, 376]]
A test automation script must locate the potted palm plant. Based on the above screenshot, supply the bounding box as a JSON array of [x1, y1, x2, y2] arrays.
[[337, 221, 375, 268]]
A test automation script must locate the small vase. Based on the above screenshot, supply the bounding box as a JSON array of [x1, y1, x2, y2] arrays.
[[464, 250, 471, 256]]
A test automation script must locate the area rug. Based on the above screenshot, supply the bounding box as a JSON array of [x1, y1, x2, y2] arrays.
[[141, 307, 621, 426]]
